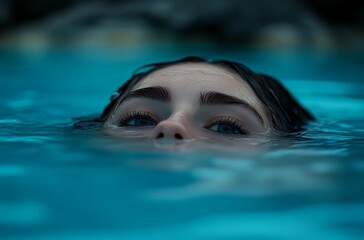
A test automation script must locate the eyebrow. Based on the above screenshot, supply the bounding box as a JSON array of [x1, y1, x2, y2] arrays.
[[118, 86, 264, 124], [122, 86, 171, 103], [200, 91, 264, 124]]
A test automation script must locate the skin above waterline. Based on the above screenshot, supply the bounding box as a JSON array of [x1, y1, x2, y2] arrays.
[[76, 57, 314, 148], [104, 63, 271, 146]]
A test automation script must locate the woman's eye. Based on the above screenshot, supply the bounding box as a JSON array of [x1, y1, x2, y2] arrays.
[[208, 123, 245, 134], [206, 116, 248, 135], [118, 110, 159, 127], [124, 117, 157, 126]]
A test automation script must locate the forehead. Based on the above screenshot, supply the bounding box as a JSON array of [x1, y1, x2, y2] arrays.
[[133, 62, 258, 100]]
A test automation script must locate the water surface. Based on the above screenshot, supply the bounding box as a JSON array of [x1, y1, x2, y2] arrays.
[[1, 45, 364, 239]]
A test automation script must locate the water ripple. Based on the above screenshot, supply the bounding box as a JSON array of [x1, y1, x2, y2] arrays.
[[0, 136, 55, 143], [0, 202, 48, 226], [0, 165, 25, 177]]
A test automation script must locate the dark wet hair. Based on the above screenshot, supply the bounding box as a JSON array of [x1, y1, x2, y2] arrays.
[[75, 56, 314, 132]]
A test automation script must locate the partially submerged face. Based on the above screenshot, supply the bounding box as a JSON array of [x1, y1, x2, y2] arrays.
[[103, 62, 272, 145]]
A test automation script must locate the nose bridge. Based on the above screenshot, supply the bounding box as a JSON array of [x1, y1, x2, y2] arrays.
[[153, 113, 193, 142]]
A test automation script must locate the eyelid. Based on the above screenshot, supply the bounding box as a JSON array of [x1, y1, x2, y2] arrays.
[[204, 116, 250, 135], [118, 110, 160, 126]]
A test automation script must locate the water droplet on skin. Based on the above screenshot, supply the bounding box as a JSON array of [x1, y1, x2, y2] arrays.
[[110, 92, 120, 101]]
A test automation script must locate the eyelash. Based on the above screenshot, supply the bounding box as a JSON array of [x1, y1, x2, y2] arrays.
[[118, 110, 159, 126], [205, 116, 249, 135], [118, 111, 249, 135]]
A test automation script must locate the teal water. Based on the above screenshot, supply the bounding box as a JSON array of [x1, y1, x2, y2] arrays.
[[1, 45, 364, 239]]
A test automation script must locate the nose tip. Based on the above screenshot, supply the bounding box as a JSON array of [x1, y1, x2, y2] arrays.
[[153, 120, 192, 142], [155, 132, 184, 140]]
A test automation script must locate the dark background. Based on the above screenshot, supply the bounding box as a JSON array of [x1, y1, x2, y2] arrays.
[[0, 0, 363, 48]]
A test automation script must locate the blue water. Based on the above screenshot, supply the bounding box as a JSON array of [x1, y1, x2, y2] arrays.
[[1, 44, 364, 240]]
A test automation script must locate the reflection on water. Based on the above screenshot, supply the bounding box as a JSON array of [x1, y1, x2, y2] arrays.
[[0, 48, 364, 239]]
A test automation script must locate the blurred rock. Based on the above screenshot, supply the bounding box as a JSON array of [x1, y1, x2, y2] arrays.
[[0, 0, 363, 48]]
